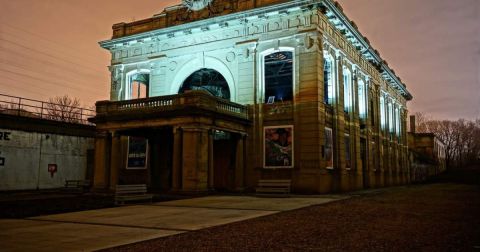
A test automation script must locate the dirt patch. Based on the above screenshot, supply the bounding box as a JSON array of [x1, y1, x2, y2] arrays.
[[103, 183, 480, 252]]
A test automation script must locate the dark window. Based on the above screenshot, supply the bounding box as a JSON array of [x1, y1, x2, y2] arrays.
[[179, 68, 230, 100], [264, 51, 293, 103], [370, 99, 375, 126], [345, 134, 351, 169]]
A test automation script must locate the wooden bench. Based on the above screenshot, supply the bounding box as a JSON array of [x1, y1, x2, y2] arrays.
[[64, 180, 90, 193], [256, 179, 291, 197], [115, 184, 153, 205]]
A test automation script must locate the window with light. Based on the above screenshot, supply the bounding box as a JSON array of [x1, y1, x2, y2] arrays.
[[323, 54, 335, 105], [358, 79, 366, 118], [343, 68, 352, 112]]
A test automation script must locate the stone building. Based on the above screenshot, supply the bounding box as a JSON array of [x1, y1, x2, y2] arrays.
[[408, 116, 446, 182], [91, 0, 413, 193]]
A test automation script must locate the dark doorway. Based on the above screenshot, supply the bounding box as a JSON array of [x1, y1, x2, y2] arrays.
[[361, 138, 369, 188], [149, 128, 173, 192], [213, 131, 237, 191], [179, 68, 230, 100]]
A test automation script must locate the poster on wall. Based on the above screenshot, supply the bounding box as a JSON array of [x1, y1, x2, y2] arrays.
[[127, 136, 148, 169], [264, 125, 294, 168], [325, 127, 333, 169]]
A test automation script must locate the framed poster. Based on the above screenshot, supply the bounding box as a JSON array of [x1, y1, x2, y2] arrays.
[[325, 127, 333, 169], [127, 136, 148, 169], [264, 125, 294, 168]]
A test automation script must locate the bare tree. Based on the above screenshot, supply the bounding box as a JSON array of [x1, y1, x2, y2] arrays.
[[413, 112, 480, 168], [45, 95, 83, 123]]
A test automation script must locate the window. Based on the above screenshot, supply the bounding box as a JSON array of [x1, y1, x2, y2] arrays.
[[345, 134, 351, 169], [380, 95, 386, 129], [371, 140, 377, 171], [343, 68, 352, 112], [179, 68, 230, 100], [370, 99, 375, 126], [388, 101, 394, 133], [126, 71, 149, 100], [324, 127, 334, 169], [358, 79, 366, 118], [323, 54, 335, 105], [264, 51, 293, 103], [395, 107, 400, 135]]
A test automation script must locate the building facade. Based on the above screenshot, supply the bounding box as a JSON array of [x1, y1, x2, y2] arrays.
[[408, 116, 446, 182], [91, 0, 413, 193]]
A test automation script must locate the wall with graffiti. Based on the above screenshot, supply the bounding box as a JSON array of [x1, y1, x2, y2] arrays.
[[0, 128, 94, 190]]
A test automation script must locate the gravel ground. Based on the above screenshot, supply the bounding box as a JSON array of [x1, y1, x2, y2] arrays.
[[103, 183, 480, 252]]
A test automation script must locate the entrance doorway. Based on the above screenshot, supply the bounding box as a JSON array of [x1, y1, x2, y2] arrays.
[[149, 128, 173, 192]]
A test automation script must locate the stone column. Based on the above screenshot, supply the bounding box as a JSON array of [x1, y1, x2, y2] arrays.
[[109, 131, 121, 191], [93, 131, 110, 191], [171, 126, 182, 191], [181, 126, 209, 192]]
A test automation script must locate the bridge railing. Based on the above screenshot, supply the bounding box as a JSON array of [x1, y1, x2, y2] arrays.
[[0, 93, 95, 125]]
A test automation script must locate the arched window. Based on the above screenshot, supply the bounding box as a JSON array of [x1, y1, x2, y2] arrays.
[[343, 67, 352, 112], [263, 51, 293, 103], [323, 54, 335, 105], [126, 70, 150, 100], [179, 68, 230, 100]]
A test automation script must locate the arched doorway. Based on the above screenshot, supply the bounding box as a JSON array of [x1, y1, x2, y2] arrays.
[[178, 68, 231, 100]]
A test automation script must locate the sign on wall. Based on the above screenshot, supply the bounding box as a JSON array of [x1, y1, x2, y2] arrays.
[[0, 151, 4, 167], [0, 131, 11, 168], [127, 136, 148, 169], [48, 164, 57, 177], [264, 126, 294, 168]]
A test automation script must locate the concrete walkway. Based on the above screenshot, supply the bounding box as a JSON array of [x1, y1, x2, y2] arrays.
[[0, 195, 347, 251]]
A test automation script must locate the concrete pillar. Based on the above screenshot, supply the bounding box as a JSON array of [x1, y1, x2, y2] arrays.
[[181, 126, 209, 192], [171, 126, 182, 191], [93, 131, 110, 191], [109, 131, 121, 190]]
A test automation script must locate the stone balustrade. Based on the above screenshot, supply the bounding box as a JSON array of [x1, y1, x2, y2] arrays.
[[95, 90, 248, 120]]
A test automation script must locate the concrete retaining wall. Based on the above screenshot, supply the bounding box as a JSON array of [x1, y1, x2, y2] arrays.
[[0, 128, 94, 190]]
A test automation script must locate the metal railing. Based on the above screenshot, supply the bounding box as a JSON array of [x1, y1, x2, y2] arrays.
[[95, 90, 249, 120], [0, 93, 96, 125]]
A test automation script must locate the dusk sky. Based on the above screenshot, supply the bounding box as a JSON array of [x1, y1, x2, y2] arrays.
[[1, 0, 478, 119]]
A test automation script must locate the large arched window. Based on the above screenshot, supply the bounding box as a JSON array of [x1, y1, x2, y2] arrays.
[[323, 54, 335, 105], [343, 67, 352, 112], [263, 51, 293, 103], [126, 70, 150, 100], [178, 68, 230, 100]]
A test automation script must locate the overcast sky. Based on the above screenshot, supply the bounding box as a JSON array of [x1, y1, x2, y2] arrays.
[[0, 0, 479, 119]]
